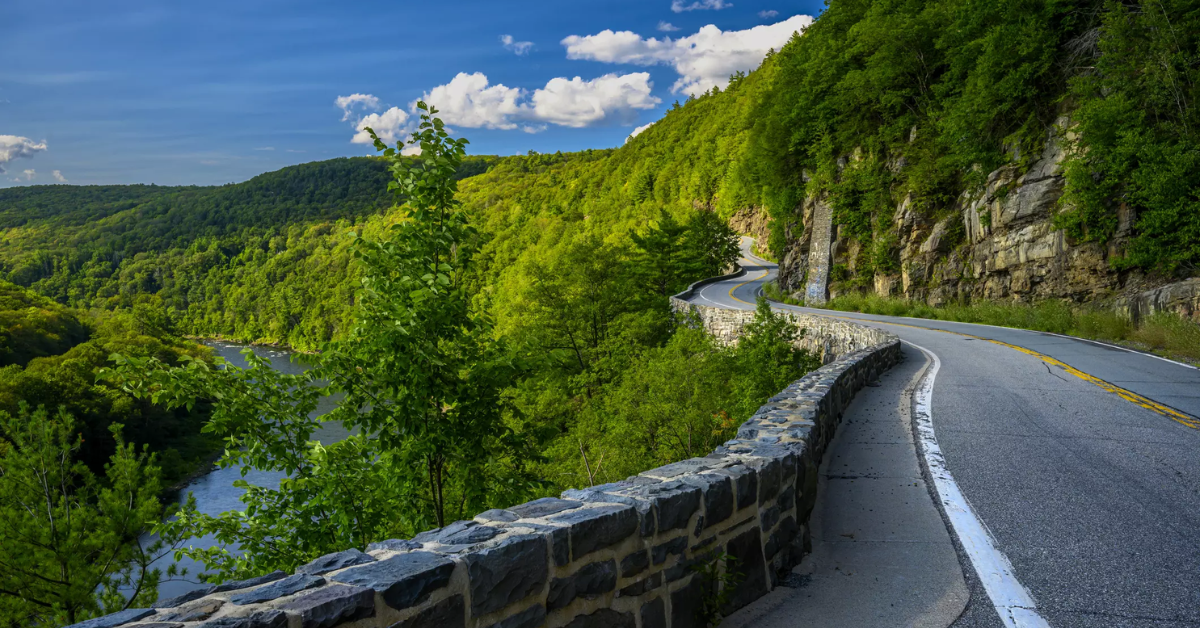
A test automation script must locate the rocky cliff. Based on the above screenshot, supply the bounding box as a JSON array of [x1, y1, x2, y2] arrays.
[[757, 124, 1200, 323]]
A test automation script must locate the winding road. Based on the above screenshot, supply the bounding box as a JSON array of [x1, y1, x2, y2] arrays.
[[697, 243, 1200, 627]]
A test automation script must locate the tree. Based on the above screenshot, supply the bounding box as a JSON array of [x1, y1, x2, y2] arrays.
[[104, 104, 538, 581], [0, 406, 178, 627]]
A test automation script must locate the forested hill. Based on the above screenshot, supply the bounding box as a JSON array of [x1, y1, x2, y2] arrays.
[[0, 156, 495, 286]]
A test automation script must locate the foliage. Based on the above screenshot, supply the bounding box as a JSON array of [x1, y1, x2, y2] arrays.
[[691, 552, 745, 627], [549, 300, 818, 487], [822, 292, 1200, 362], [0, 407, 182, 627], [1058, 0, 1200, 273], [104, 107, 544, 580]]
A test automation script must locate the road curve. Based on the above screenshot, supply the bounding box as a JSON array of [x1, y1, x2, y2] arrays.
[[691, 243, 1200, 627]]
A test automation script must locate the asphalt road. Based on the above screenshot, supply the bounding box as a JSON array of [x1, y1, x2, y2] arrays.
[[695, 244, 1200, 627]]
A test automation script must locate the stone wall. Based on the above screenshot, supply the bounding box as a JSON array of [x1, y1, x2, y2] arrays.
[[72, 312, 901, 628], [670, 297, 895, 364]]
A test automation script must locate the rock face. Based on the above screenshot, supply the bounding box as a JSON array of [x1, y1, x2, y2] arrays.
[[762, 124, 1199, 321], [72, 309, 900, 628]]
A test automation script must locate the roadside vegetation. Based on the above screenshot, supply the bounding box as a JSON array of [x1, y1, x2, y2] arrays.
[[766, 284, 1200, 364]]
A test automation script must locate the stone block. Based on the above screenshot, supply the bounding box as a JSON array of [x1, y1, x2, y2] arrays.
[[463, 534, 548, 616], [628, 481, 700, 532], [561, 487, 655, 537], [670, 576, 707, 628], [618, 571, 661, 597], [547, 559, 616, 611], [153, 586, 215, 608], [212, 571, 288, 593], [723, 527, 769, 614], [640, 597, 666, 628], [681, 474, 733, 530], [509, 497, 581, 519], [278, 584, 374, 628], [714, 465, 757, 511], [154, 598, 223, 622], [562, 609, 635, 628], [64, 609, 155, 628], [652, 536, 686, 565], [296, 548, 375, 575], [483, 604, 545, 628], [229, 574, 325, 605], [619, 549, 649, 577], [366, 539, 422, 553], [332, 553, 454, 612], [196, 610, 287, 628], [388, 595, 465, 628], [476, 509, 520, 523], [548, 504, 638, 559]]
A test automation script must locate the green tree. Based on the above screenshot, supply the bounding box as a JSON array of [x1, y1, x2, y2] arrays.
[[0, 407, 178, 627]]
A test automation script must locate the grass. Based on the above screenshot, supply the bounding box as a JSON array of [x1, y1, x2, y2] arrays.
[[766, 285, 1200, 364]]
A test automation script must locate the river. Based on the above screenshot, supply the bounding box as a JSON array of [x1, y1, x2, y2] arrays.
[[148, 342, 349, 602]]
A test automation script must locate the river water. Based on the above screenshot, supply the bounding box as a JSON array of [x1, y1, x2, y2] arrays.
[[148, 342, 349, 602]]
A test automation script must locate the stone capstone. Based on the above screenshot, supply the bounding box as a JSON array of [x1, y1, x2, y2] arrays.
[[365, 539, 421, 553], [547, 560, 617, 611], [154, 598, 223, 622], [153, 586, 216, 608], [297, 548, 375, 575], [212, 571, 288, 593], [64, 609, 156, 628], [508, 497, 581, 519], [331, 553, 454, 611], [549, 504, 638, 559], [197, 610, 288, 628], [463, 534, 548, 616], [229, 574, 325, 605], [278, 584, 375, 628]]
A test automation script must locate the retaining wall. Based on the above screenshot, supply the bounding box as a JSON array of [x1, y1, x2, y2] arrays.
[[74, 305, 901, 628]]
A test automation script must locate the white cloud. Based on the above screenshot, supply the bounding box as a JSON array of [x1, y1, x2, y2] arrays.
[[335, 93, 381, 121], [759, 9, 778, 18], [254, 146, 275, 151], [658, 21, 680, 32], [52, 169, 67, 183], [352, 107, 410, 144], [627, 122, 654, 142], [21, 169, 36, 181], [500, 35, 534, 56], [339, 70, 660, 145], [671, 0, 731, 12], [422, 72, 526, 130], [0, 135, 48, 174], [531, 73, 660, 128], [562, 15, 812, 96]]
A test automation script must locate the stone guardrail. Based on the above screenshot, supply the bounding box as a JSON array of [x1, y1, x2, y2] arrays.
[[74, 303, 901, 628], [671, 298, 896, 364]]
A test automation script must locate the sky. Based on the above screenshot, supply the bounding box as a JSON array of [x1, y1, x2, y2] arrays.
[[0, 0, 823, 188]]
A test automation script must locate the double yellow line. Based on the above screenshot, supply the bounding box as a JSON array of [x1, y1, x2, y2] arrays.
[[726, 267, 1199, 430]]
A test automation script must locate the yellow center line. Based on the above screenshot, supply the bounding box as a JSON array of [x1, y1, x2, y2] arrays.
[[728, 262, 767, 303], [744, 282, 1200, 430]]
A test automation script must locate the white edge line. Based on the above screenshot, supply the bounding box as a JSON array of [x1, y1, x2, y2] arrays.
[[905, 339, 1052, 628]]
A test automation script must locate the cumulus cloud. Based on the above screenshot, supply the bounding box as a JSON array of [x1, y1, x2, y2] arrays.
[[671, 0, 731, 12], [352, 107, 410, 144], [658, 21, 681, 32], [52, 169, 67, 183], [500, 35, 534, 56], [0, 135, 48, 174], [335, 93, 381, 121], [562, 15, 812, 95], [627, 122, 654, 143], [339, 70, 660, 144], [759, 9, 778, 18], [21, 169, 36, 181], [532, 73, 660, 128], [422, 72, 526, 130]]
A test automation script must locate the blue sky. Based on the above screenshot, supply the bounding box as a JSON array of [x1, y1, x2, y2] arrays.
[[0, 0, 823, 188]]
